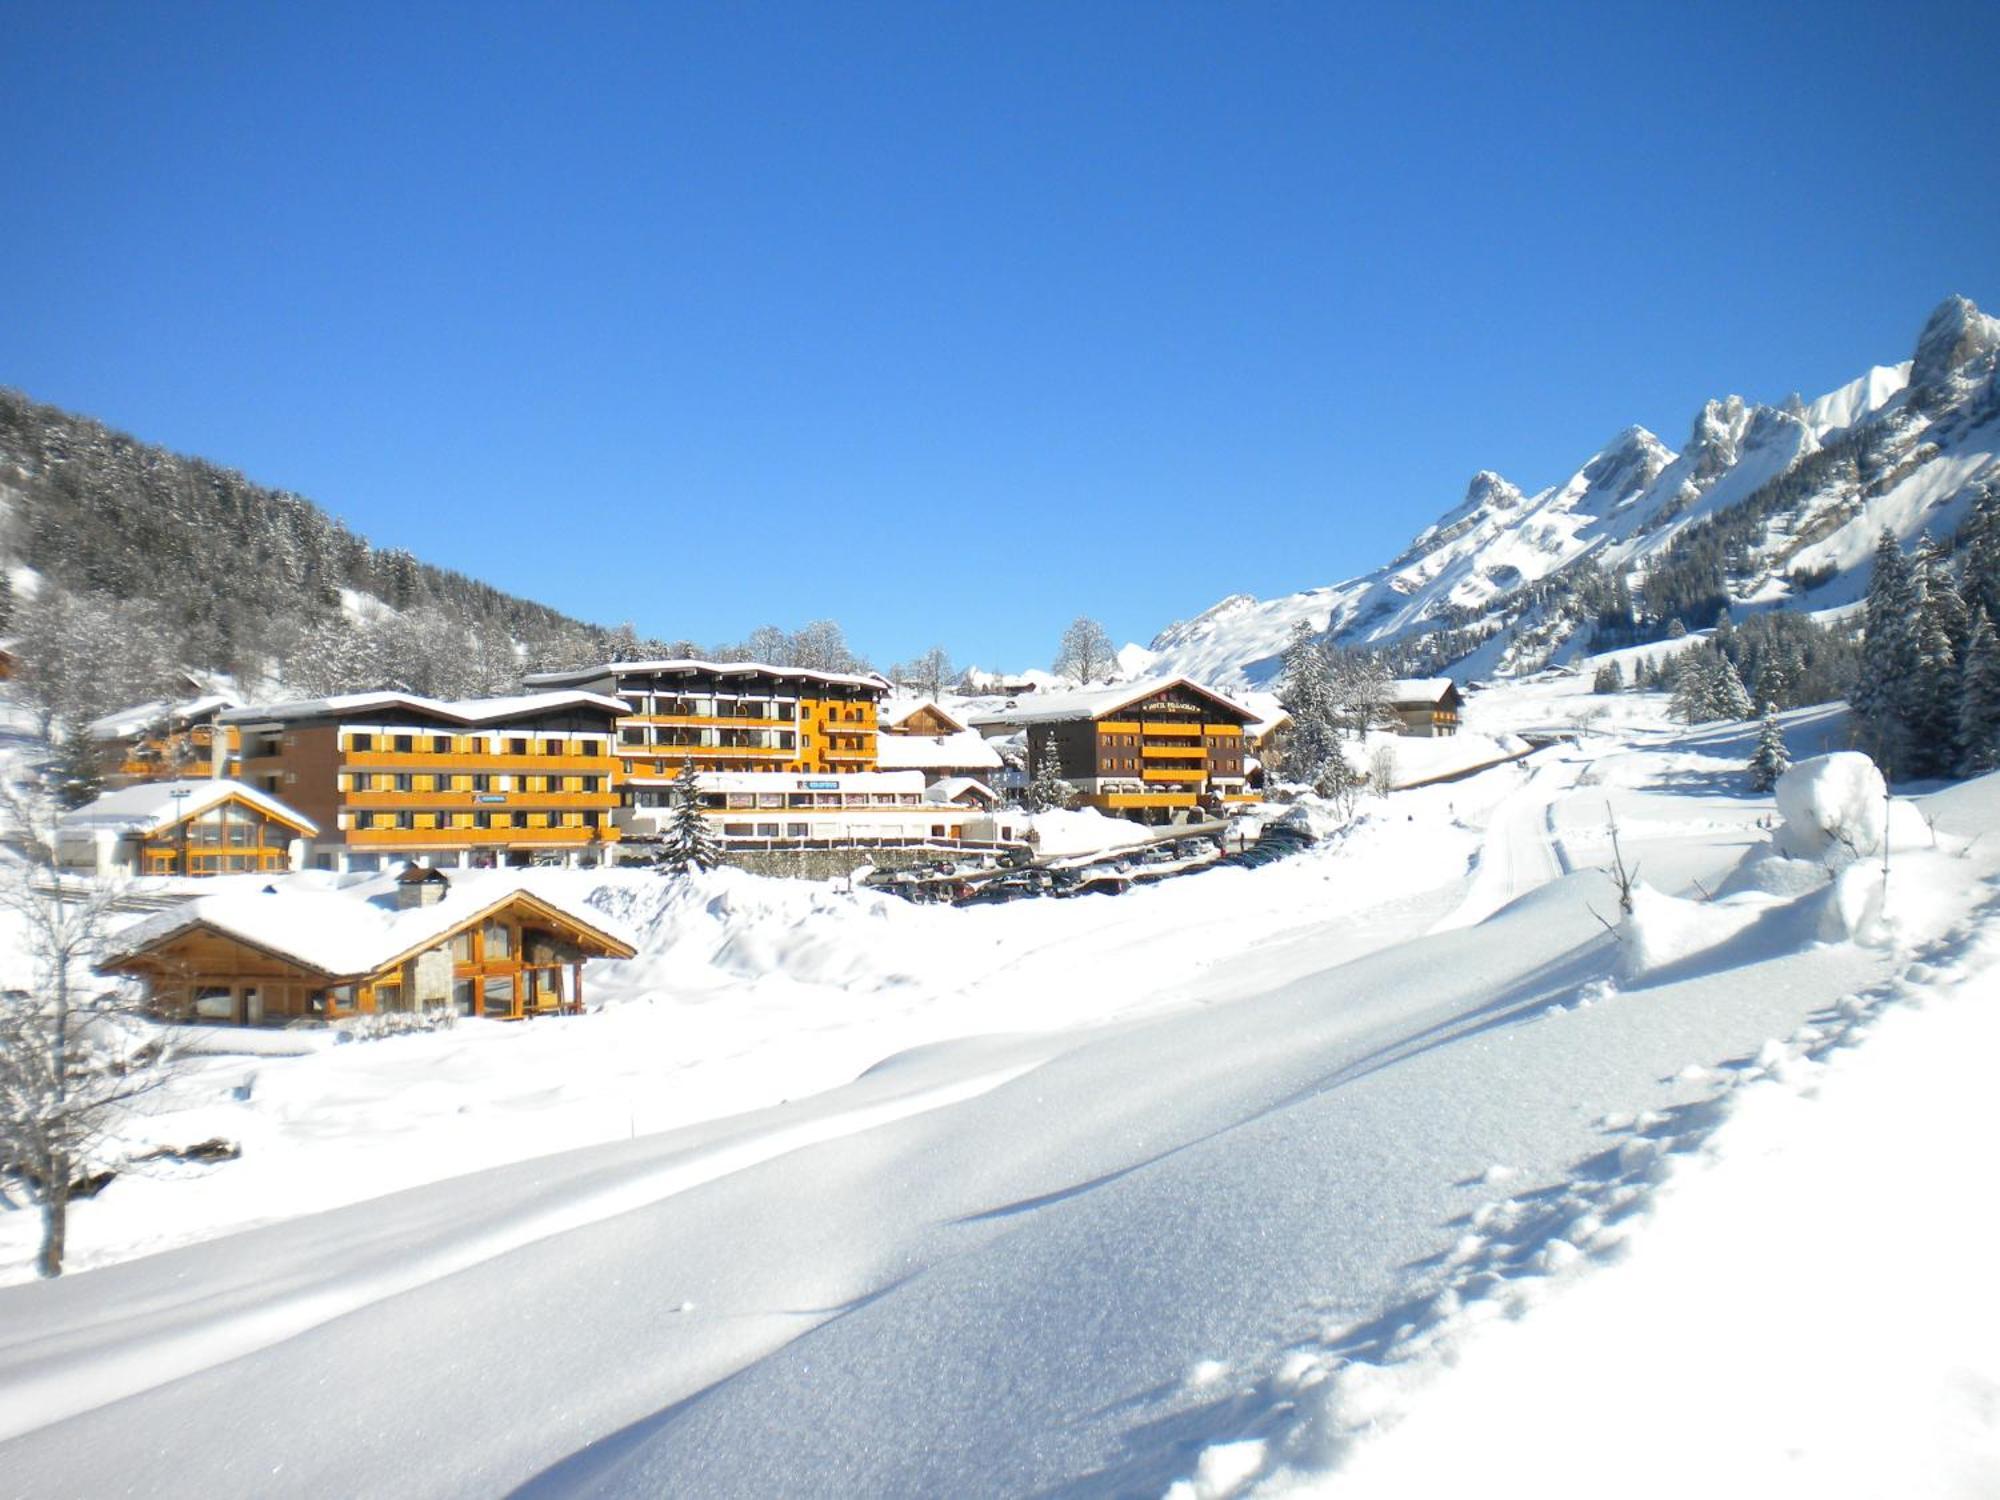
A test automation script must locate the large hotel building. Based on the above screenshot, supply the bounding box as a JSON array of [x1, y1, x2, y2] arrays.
[[521, 659, 1016, 846], [216, 690, 627, 872]]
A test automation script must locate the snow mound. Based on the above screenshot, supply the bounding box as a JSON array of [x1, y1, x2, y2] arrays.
[[1617, 884, 1765, 983], [1774, 753, 1886, 863]]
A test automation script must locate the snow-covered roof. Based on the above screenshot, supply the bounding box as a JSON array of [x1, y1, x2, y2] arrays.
[[965, 675, 1259, 728], [873, 728, 1003, 772], [58, 779, 319, 837], [879, 697, 969, 733], [923, 777, 998, 806], [1385, 678, 1460, 706], [99, 869, 635, 980], [87, 693, 243, 741], [1234, 689, 1290, 738], [222, 690, 628, 726], [522, 658, 888, 693]]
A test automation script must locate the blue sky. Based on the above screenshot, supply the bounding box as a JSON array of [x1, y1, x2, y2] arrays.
[[3, 2, 1996, 672]]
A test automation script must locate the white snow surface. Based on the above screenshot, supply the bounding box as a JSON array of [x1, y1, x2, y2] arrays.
[[2, 663, 1998, 1497]]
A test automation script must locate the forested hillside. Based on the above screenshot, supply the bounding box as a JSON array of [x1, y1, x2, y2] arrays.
[[0, 388, 639, 701]]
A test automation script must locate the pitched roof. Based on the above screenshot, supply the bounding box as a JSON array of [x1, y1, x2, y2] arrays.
[[1384, 678, 1460, 705], [59, 779, 319, 837], [879, 697, 969, 733], [922, 777, 998, 805], [964, 675, 1259, 728], [521, 658, 888, 693], [98, 870, 636, 980], [87, 693, 244, 741], [873, 728, 1003, 772], [220, 689, 628, 727]]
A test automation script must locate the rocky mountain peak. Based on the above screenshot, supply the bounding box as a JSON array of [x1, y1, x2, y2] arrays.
[[1911, 294, 2000, 392]]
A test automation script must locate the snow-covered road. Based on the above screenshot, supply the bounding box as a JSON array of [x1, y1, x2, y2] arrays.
[[1432, 750, 1581, 930]]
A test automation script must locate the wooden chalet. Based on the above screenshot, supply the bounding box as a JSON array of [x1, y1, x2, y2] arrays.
[[875, 697, 1005, 786], [1383, 678, 1463, 737], [56, 779, 317, 877], [86, 694, 243, 787], [97, 865, 638, 1025], [968, 676, 1260, 823]]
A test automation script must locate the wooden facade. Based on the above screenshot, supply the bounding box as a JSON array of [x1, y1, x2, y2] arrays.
[[1385, 680, 1463, 737], [220, 694, 625, 870], [99, 883, 637, 1025], [133, 793, 312, 876], [995, 679, 1259, 823]]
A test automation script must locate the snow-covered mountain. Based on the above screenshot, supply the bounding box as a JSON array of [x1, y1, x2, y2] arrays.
[[1138, 295, 2000, 689]]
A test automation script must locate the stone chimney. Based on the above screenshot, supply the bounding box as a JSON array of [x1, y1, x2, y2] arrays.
[[394, 861, 451, 909]]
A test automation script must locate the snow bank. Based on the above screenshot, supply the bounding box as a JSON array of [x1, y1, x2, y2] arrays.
[[1026, 807, 1157, 857], [1616, 883, 1765, 983], [1773, 752, 1885, 862]]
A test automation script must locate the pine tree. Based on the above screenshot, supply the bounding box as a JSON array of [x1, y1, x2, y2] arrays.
[[1669, 651, 1709, 723], [1855, 529, 1921, 776], [659, 760, 722, 872], [1908, 560, 1960, 778], [1276, 621, 1341, 782], [1747, 702, 1790, 791], [1592, 659, 1624, 693], [1025, 735, 1077, 811], [1959, 480, 2000, 628], [1710, 654, 1754, 720], [1958, 605, 2000, 776]]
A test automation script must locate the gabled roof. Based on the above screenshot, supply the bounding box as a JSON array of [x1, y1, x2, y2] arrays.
[[221, 689, 628, 728], [873, 728, 1003, 772], [87, 693, 244, 741], [98, 871, 636, 981], [521, 658, 888, 693], [922, 777, 998, 806], [964, 675, 1259, 728], [59, 779, 319, 838], [880, 697, 969, 733], [1384, 678, 1460, 706]]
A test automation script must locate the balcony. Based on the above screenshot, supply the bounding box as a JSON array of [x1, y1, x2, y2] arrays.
[[1099, 792, 1199, 809], [344, 790, 619, 811], [344, 825, 618, 848], [1141, 768, 1206, 784], [343, 750, 614, 773]]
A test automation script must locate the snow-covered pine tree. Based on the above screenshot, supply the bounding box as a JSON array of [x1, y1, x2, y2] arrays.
[[1669, 651, 1709, 723], [1747, 702, 1790, 791], [1908, 555, 1961, 778], [1958, 605, 2000, 776], [1855, 528, 1921, 776], [660, 759, 722, 872], [1709, 653, 1754, 721], [1025, 735, 1077, 811], [1593, 659, 1624, 693], [1276, 621, 1340, 783], [1959, 479, 2000, 628]]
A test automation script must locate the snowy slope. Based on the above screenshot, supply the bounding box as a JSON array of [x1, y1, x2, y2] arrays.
[[4, 668, 1997, 1495], [1144, 296, 2000, 689]]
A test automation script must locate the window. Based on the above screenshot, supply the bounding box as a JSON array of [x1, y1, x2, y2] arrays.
[[451, 931, 475, 962], [482, 920, 512, 959], [482, 976, 515, 1018], [543, 739, 565, 756], [350, 733, 373, 752], [394, 735, 414, 753], [786, 822, 808, 837], [192, 986, 235, 1020], [454, 979, 477, 1016], [433, 736, 451, 754], [756, 821, 780, 837], [508, 738, 529, 756]]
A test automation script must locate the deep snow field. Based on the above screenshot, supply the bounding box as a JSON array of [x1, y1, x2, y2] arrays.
[[3, 661, 1997, 1499]]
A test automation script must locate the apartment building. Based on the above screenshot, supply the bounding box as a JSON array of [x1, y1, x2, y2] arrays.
[[217, 691, 626, 872]]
